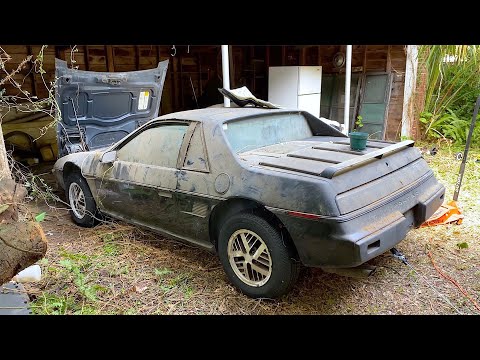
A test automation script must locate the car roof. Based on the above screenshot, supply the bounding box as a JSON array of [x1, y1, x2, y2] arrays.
[[153, 107, 299, 124]]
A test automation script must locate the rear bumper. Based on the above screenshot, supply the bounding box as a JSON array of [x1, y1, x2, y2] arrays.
[[269, 177, 445, 268]]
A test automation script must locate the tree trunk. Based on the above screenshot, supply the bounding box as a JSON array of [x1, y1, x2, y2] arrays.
[[0, 123, 12, 180], [0, 124, 47, 285], [0, 220, 47, 285]]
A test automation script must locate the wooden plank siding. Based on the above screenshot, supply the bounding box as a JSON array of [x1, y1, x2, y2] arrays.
[[384, 45, 407, 141], [1, 45, 407, 139]]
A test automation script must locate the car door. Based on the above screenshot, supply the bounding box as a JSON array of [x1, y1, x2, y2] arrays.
[[95, 121, 192, 232], [171, 122, 219, 247]]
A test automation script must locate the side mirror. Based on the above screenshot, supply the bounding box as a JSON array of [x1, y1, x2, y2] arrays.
[[101, 150, 117, 164]]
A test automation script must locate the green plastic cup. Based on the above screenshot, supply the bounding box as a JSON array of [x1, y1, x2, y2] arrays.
[[349, 132, 369, 151]]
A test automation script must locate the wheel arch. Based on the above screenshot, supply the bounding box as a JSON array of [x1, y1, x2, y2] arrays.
[[209, 197, 298, 258], [63, 161, 82, 178]]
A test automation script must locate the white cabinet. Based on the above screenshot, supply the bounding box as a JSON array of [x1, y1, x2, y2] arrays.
[[268, 66, 322, 117]]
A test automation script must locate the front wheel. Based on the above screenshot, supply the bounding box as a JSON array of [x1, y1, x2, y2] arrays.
[[65, 173, 98, 227], [218, 212, 299, 299]]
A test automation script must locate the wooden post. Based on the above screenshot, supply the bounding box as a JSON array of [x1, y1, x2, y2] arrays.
[[300, 47, 307, 65], [135, 45, 140, 70], [171, 54, 178, 111], [179, 55, 184, 109], [386, 45, 392, 73], [281, 46, 286, 66], [198, 53, 203, 95], [156, 45, 160, 65], [265, 46, 270, 68], [363, 45, 368, 73], [55, 46, 64, 61], [84, 45, 90, 71], [105, 45, 115, 72], [26, 45, 37, 98]]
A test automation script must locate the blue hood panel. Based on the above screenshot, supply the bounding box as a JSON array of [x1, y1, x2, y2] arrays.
[[55, 58, 168, 156]]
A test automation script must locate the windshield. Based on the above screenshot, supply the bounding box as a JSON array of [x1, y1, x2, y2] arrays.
[[223, 113, 313, 153]]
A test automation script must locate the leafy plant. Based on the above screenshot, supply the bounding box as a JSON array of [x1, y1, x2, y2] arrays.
[[354, 115, 364, 131], [35, 212, 46, 222], [420, 108, 480, 144], [58, 253, 106, 302], [418, 45, 480, 144], [31, 293, 73, 315], [456, 242, 468, 249], [154, 267, 172, 277], [102, 242, 119, 256]]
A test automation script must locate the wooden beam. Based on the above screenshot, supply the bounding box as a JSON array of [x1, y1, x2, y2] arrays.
[[386, 45, 392, 73], [300, 47, 307, 65], [105, 45, 115, 72], [55, 46, 66, 61], [265, 46, 270, 68], [363, 45, 367, 73], [198, 53, 203, 95], [26, 45, 37, 98], [281, 46, 286, 66], [179, 56, 184, 109], [156, 45, 160, 65], [170, 56, 178, 112], [84, 45, 90, 71], [318, 46, 321, 66], [135, 45, 140, 70]]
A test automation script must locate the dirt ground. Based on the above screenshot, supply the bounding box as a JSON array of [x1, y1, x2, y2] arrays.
[[24, 145, 480, 315]]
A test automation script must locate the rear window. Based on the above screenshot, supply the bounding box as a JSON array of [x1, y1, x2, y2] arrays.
[[223, 113, 313, 153]]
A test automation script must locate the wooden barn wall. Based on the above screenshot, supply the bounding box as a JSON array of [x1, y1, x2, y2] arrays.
[[284, 45, 407, 141], [1, 45, 406, 140], [0, 45, 221, 117]]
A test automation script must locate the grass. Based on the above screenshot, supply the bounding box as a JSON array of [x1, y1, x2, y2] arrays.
[[28, 224, 211, 315], [25, 144, 480, 315]]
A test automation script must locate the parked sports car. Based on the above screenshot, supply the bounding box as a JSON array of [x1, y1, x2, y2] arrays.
[[53, 107, 445, 298]]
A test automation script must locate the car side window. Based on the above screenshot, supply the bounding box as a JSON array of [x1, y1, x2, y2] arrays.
[[117, 123, 189, 168], [183, 123, 209, 172]]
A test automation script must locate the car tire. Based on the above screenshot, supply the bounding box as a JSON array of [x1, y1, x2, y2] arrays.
[[218, 212, 300, 299], [64, 172, 98, 228]]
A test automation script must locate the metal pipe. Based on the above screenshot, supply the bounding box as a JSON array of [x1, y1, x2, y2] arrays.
[[343, 45, 352, 134], [453, 96, 480, 201], [221, 45, 231, 108]]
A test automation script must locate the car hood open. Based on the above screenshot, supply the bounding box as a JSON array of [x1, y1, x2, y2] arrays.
[[55, 58, 168, 157]]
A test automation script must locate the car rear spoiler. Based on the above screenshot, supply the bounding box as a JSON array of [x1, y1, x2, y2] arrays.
[[319, 140, 415, 179]]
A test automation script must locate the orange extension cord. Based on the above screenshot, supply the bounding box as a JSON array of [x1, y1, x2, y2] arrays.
[[428, 239, 480, 313]]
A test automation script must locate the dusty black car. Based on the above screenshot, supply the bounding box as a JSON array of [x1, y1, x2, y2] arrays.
[[53, 107, 445, 298]]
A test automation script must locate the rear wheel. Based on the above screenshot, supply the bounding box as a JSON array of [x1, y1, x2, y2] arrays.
[[65, 172, 98, 227], [218, 212, 299, 298]]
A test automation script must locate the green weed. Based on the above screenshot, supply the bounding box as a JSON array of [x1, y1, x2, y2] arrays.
[[103, 242, 120, 256]]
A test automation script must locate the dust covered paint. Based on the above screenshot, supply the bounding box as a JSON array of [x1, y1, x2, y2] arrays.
[[53, 107, 445, 269]]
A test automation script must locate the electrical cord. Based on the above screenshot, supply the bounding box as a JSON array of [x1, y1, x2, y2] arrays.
[[391, 248, 463, 314]]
